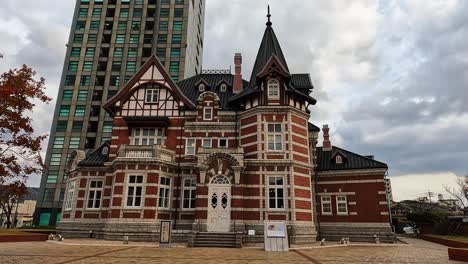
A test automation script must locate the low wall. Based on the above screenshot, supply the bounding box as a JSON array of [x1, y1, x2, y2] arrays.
[[0, 233, 48, 243], [448, 248, 468, 262], [420, 235, 468, 248]]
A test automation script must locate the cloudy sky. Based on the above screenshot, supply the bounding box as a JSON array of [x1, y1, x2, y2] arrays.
[[1, 0, 467, 201]]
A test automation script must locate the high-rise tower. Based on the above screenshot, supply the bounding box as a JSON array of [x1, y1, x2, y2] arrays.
[[35, 0, 205, 226]]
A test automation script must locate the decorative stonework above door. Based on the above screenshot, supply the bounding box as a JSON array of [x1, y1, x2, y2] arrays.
[[196, 150, 244, 184]]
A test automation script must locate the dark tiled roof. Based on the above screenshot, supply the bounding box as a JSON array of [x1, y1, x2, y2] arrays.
[[308, 122, 320, 132], [249, 25, 289, 87], [78, 141, 110, 167], [316, 146, 388, 171], [291, 74, 314, 90], [176, 74, 249, 110]]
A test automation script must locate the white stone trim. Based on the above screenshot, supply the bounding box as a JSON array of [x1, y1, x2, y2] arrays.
[[318, 179, 385, 185]]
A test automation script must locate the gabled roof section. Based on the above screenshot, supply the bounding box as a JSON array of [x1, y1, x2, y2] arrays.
[[316, 146, 388, 171], [308, 122, 320, 132], [78, 141, 110, 167], [176, 73, 249, 110], [249, 16, 289, 87], [104, 55, 196, 115]]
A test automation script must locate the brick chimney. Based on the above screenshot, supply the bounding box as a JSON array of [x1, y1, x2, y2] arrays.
[[233, 53, 242, 94], [322, 125, 332, 151]]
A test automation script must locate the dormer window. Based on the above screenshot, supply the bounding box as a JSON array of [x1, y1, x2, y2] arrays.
[[336, 155, 343, 164], [220, 84, 227, 92], [102, 147, 109, 155], [199, 84, 206, 92], [268, 78, 279, 98], [145, 89, 159, 103]]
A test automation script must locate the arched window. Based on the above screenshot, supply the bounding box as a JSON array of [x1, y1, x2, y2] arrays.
[[199, 84, 205, 92], [102, 147, 109, 155], [336, 155, 343, 164], [220, 84, 227, 92], [268, 79, 280, 98]]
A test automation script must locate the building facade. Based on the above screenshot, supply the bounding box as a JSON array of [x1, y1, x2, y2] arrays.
[[58, 12, 394, 244], [36, 0, 205, 226]]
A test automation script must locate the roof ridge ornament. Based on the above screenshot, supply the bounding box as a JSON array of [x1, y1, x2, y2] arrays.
[[266, 5, 272, 27]]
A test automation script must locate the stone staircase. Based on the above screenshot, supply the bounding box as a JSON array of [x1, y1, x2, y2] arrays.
[[190, 232, 242, 248]]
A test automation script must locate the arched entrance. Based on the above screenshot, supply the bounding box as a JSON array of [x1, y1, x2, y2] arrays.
[[207, 175, 231, 232]]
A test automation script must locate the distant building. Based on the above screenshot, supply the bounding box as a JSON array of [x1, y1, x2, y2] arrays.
[[0, 187, 40, 228]]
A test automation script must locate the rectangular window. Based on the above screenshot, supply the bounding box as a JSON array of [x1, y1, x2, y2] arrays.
[[87, 34, 97, 43], [62, 90, 73, 101], [79, 8, 88, 17], [126, 61, 137, 72], [68, 61, 78, 72], [174, 8, 184, 17], [173, 21, 183, 31], [75, 106, 86, 116], [92, 7, 102, 17], [219, 139, 227, 148], [145, 89, 159, 103], [160, 8, 169, 17], [81, 75, 91, 86], [53, 137, 65, 149], [129, 34, 139, 44], [128, 47, 138, 57], [175, 0, 184, 4], [321, 196, 332, 215], [59, 105, 70, 116], [73, 34, 83, 43], [64, 181, 76, 211], [50, 154, 61, 166], [77, 90, 88, 101], [156, 48, 166, 58], [83, 61, 93, 71], [76, 21, 86, 30], [117, 21, 127, 31], [47, 171, 58, 184], [131, 21, 141, 30], [56, 121, 67, 132], [169, 61, 179, 73], [85, 47, 95, 57], [202, 138, 212, 148], [131, 128, 164, 146], [172, 34, 182, 43], [90, 21, 100, 30], [87, 180, 103, 209], [103, 122, 113, 133], [170, 48, 180, 58], [185, 139, 196, 155], [70, 47, 81, 57], [268, 176, 285, 209], [116, 34, 125, 44], [126, 175, 143, 207], [203, 107, 213, 120], [158, 34, 167, 44], [113, 47, 123, 57], [65, 75, 76, 86], [182, 178, 196, 209], [72, 121, 83, 132], [110, 76, 120, 86], [267, 124, 283, 151], [120, 8, 129, 18], [158, 176, 171, 209], [336, 196, 348, 215], [159, 21, 168, 31], [69, 137, 80, 149]]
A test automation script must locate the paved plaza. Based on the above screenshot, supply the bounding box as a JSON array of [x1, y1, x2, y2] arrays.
[[0, 238, 463, 264]]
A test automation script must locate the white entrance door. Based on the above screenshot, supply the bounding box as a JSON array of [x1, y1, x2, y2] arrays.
[[207, 175, 231, 232]]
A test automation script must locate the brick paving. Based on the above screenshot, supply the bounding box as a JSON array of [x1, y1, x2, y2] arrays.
[[0, 238, 463, 264]]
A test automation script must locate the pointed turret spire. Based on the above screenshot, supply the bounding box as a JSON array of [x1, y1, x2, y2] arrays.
[[249, 6, 289, 87], [267, 5, 272, 27]]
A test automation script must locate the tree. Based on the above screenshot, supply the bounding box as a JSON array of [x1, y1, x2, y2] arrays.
[[0, 182, 28, 228], [0, 65, 51, 183], [444, 175, 468, 214]]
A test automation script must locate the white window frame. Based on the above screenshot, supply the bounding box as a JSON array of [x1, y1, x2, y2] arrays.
[[267, 78, 280, 98], [218, 138, 227, 148], [86, 180, 103, 210], [198, 83, 205, 92], [126, 175, 144, 208], [336, 156, 343, 164], [131, 128, 165, 146], [202, 138, 212, 148], [185, 138, 196, 155], [203, 107, 213, 121], [64, 180, 76, 211], [158, 176, 171, 209], [321, 196, 332, 215], [182, 178, 196, 210], [145, 89, 159, 103], [220, 84, 227, 92], [267, 176, 285, 210], [336, 196, 348, 215], [267, 123, 283, 151]]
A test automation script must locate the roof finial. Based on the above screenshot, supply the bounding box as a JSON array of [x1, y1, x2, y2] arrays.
[[266, 5, 272, 27]]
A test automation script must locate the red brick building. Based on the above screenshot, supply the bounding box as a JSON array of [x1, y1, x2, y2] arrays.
[[59, 14, 393, 245]]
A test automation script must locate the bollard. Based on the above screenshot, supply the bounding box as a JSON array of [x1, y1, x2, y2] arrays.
[[123, 236, 129, 245], [89, 230, 94, 239], [320, 238, 326, 246]]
